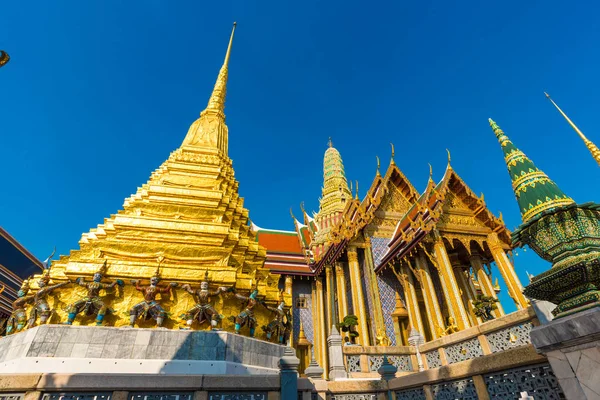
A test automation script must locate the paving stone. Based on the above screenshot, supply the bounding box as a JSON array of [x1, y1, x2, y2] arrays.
[[135, 330, 151, 346], [60, 327, 80, 343], [86, 343, 104, 358], [43, 326, 65, 343], [75, 327, 94, 344], [70, 343, 89, 358], [130, 344, 147, 359], [101, 344, 120, 358], [38, 341, 59, 357], [26, 341, 42, 357], [90, 328, 109, 344], [55, 342, 75, 357], [116, 344, 134, 359]]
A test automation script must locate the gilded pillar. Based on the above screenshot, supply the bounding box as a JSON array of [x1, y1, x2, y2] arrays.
[[284, 275, 293, 296], [347, 246, 370, 346], [432, 234, 470, 330], [364, 238, 387, 338], [398, 264, 425, 336], [470, 253, 504, 317], [335, 262, 349, 320], [325, 265, 335, 336], [311, 280, 321, 366], [315, 276, 328, 376], [487, 232, 529, 309], [453, 266, 479, 325], [415, 252, 445, 339]]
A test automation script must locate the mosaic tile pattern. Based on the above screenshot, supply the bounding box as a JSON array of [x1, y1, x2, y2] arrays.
[[370, 237, 390, 267], [377, 269, 404, 346], [486, 322, 533, 353], [484, 363, 564, 399], [432, 378, 478, 400], [424, 350, 442, 369], [293, 280, 314, 345], [395, 388, 426, 400], [0, 395, 25, 400], [445, 337, 484, 364]]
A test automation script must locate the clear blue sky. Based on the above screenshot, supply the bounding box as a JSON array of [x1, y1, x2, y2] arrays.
[[2, 1, 599, 311]]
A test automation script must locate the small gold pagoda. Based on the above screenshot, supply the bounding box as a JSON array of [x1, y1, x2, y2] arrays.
[[45, 23, 284, 328]]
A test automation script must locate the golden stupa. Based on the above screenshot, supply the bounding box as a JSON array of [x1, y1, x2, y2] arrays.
[[43, 23, 286, 329]]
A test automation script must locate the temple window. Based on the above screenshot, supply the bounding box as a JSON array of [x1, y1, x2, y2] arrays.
[[295, 295, 308, 309]]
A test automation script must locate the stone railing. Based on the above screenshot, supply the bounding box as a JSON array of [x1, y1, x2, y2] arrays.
[[343, 345, 417, 376], [343, 307, 537, 377], [418, 307, 537, 370]]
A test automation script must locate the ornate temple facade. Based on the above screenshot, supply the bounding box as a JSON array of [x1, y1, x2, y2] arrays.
[[254, 139, 530, 375]]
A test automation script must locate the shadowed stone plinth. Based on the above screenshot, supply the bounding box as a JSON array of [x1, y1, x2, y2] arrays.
[[530, 306, 600, 399], [0, 325, 285, 375]]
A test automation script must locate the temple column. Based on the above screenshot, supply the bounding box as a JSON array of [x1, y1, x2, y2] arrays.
[[415, 252, 445, 339], [315, 276, 328, 377], [487, 232, 529, 309], [390, 292, 410, 345], [284, 275, 293, 296], [397, 264, 425, 336], [470, 252, 504, 317], [347, 246, 370, 346], [432, 233, 471, 330], [335, 262, 349, 320], [311, 280, 321, 368], [452, 265, 480, 325], [325, 265, 335, 336], [364, 238, 387, 338]]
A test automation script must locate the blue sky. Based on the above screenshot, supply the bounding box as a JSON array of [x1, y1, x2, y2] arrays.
[[2, 1, 599, 311]]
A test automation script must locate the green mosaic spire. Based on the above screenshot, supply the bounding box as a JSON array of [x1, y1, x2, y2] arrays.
[[489, 118, 574, 223]]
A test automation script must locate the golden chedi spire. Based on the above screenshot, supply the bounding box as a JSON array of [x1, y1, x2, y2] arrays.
[[312, 139, 352, 245], [182, 23, 237, 155], [318, 138, 352, 216], [545, 92, 600, 167], [47, 24, 282, 327]]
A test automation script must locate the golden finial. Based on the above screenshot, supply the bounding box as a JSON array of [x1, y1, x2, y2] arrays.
[[355, 180, 359, 200], [0, 50, 9, 69], [446, 149, 451, 166], [300, 201, 306, 215], [328, 137, 333, 148], [349, 180, 353, 193], [545, 92, 600, 167], [290, 207, 296, 221], [498, 211, 504, 223], [428, 163, 433, 181], [390, 143, 395, 165], [376, 156, 381, 176], [205, 22, 237, 114]]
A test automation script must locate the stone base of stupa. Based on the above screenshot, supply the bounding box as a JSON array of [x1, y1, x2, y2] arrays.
[[0, 325, 285, 375], [530, 306, 600, 399]]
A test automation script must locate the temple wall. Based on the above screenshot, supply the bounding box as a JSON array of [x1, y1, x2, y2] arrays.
[[376, 269, 403, 346], [292, 279, 313, 345]]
